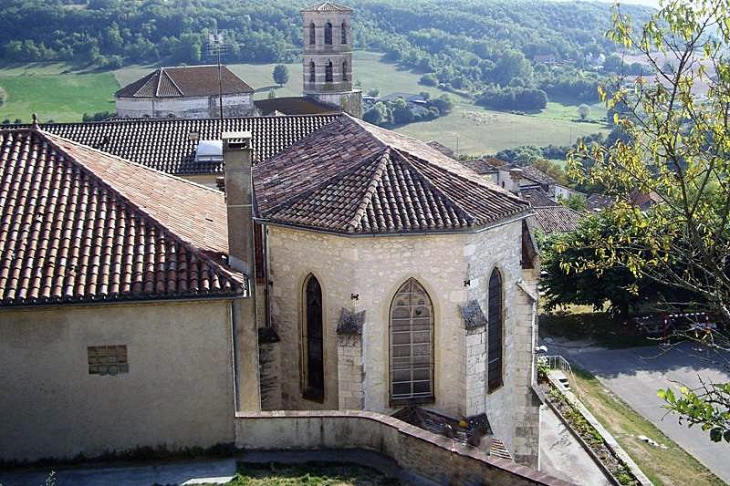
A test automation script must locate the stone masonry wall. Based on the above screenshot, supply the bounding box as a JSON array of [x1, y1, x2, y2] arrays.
[[266, 218, 539, 465], [267, 225, 468, 414], [464, 219, 540, 466], [115, 93, 254, 119], [465, 326, 487, 415], [235, 411, 569, 486], [337, 334, 364, 410]]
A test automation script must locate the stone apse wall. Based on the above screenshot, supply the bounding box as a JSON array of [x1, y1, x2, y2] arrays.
[[263, 215, 540, 466]]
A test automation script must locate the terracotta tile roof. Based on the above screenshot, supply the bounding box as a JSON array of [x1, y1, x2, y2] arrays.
[[255, 115, 529, 234], [520, 186, 557, 208], [0, 129, 245, 307], [254, 97, 339, 116], [301, 2, 353, 12], [34, 114, 341, 175], [586, 193, 615, 211], [116, 66, 254, 99], [531, 205, 583, 235], [459, 158, 502, 175], [522, 165, 557, 187]]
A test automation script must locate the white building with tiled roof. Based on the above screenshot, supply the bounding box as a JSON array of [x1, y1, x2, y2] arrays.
[[115, 65, 256, 119]]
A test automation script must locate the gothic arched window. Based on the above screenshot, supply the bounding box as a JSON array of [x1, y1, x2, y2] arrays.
[[487, 269, 503, 392], [324, 22, 333, 45], [309, 23, 316, 45], [303, 274, 324, 401], [342, 61, 348, 82], [341, 22, 347, 44], [390, 279, 434, 403], [309, 61, 316, 83], [325, 61, 333, 83]]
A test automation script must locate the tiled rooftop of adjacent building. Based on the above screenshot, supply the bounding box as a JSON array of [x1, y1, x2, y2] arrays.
[[32, 114, 341, 175], [116, 65, 254, 99], [0, 128, 245, 307], [255, 115, 530, 234]]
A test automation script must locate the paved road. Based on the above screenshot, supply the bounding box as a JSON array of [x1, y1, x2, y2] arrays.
[[548, 341, 730, 484], [540, 405, 611, 486]]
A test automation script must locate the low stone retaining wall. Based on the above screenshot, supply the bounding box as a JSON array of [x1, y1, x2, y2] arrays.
[[546, 373, 652, 486], [235, 411, 571, 486]]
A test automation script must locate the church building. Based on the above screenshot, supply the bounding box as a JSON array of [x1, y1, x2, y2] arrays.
[[249, 114, 541, 465]]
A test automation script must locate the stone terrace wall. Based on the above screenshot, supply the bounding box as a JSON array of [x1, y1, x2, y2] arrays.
[[235, 411, 571, 486]]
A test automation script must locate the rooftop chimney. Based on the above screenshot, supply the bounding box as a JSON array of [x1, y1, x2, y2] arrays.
[[222, 131, 254, 274], [509, 167, 523, 195]]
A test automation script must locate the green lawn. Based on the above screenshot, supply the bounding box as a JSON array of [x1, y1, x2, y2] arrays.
[[569, 368, 725, 486], [536, 101, 608, 124], [0, 64, 117, 123], [229, 462, 399, 486], [2, 52, 610, 154]]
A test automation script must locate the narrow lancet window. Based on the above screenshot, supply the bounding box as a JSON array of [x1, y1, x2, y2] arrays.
[[487, 269, 503, 392], [303, 275, 324, 400]]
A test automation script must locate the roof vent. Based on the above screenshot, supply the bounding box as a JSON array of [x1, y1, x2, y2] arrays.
[[195, 140, 223, 163]]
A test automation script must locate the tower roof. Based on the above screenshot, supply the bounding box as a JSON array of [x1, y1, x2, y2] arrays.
[[301, 2, 353, 13], [115, 65, 254, 99], [254, 115, 529, 235], [0, 128, 245, 307]]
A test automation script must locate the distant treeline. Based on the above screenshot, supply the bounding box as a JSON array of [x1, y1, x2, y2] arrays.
[[0, 0, 653, 107]]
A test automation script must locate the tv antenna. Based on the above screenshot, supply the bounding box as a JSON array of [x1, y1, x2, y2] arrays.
[[206, 29, 229, 122]]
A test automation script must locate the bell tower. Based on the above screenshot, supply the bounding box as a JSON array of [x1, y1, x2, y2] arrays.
[[301, 2, 362, 118]]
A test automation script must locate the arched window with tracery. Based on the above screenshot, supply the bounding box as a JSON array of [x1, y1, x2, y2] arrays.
[[325, 61, 333, 83], [390, 279, 434, 403], [341, 22, 347, 44], [487, 269, 503, 392], [309, 61, 316, 83], [342, 61, 348, 82], [324, 22, 333, 45], [309, 23, 316, 45], [303, 274, 324, 401]]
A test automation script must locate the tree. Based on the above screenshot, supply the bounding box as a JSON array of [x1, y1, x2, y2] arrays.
[[558, 193, 587, 212], [578, 103, 591, 121], [391, 98, 414, 125], [272, 64, 289, 87], [568, 0, 730, 442], [363, 101, 390, 126], [366, 88, 380, 98], [430, 94, 454, 115], [0, 87, 5, 108], [541, 213, 680, 316], [267, 89, 276, 99]]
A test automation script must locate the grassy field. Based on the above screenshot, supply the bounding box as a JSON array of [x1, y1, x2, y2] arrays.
[[229, 462, 399, 486], [0, 63, 116, 123], [2, 52, 610, 154], [568, 368, 724, 486]]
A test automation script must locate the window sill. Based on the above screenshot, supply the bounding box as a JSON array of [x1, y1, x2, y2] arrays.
[[303, 389, 325, 403], [390, 396, 435, 408]]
